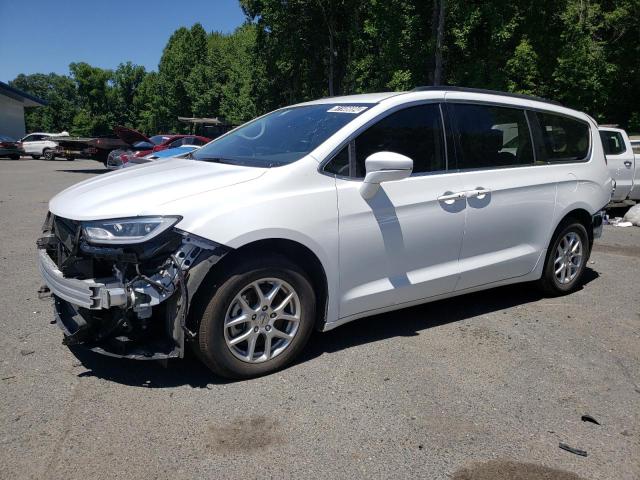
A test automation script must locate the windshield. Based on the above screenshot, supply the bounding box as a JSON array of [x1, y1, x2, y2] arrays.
[[191, 104, 371, 167]]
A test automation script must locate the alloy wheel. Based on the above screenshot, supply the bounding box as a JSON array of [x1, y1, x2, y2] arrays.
[[554, 231, 583, 285], [223, 278, 301, 363]]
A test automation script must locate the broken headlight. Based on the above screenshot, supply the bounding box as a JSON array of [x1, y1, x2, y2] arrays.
[[82, 216, 181, 245]]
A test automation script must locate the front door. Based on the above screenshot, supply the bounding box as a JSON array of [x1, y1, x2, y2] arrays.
[[600, 129, 634, 201], [331, 103, 466, 319]]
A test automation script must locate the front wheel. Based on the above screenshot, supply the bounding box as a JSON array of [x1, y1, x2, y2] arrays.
[[194, 255, 316, 379], [538, 221, 590, 296], [9, 154, 20, 160]]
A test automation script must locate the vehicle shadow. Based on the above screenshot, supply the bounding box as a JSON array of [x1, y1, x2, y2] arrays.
[[56, 169, 108, 174], [299, 268, 599, 363], [69, 268, 599, 388]]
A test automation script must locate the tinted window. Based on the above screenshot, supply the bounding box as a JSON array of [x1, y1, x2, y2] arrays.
[[24, 134, 43, 141], [535, 112, 589, 162], [354, 104, 444, 177], [192, 104, 370, 167], [324, 146, 350, 176], [450, 104, 534, 169], [599, 131, 626, 155]]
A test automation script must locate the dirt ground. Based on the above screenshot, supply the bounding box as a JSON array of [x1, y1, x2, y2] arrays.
[[1, 158, 638, 479]]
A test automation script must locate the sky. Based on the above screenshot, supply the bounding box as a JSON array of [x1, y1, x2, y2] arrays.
[[0, 0, 246, 82]]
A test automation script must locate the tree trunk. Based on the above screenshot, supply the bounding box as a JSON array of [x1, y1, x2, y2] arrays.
[[433, 0, 446, 86], [328, 32, 335, 96]]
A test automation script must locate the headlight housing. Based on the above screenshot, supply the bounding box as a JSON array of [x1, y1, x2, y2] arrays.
[[82, 216, 181, 245]]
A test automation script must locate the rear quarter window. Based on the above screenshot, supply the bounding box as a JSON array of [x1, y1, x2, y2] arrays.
[[535, 112, 590, 163]]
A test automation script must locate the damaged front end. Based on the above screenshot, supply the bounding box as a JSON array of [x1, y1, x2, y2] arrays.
[[37, 213, 229, 360]]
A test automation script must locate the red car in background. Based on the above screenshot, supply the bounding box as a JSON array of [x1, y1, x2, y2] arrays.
[[106, 127, 211, 169]]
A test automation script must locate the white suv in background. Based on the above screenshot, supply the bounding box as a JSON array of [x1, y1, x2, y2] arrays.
[[21, 131, 69, 160], [38, 88, 612, 378]]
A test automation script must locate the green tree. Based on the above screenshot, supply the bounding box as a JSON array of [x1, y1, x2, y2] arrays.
[[69, 62, 115, 135], [112, 61, 147, 127], [9, 73, 78, 133]]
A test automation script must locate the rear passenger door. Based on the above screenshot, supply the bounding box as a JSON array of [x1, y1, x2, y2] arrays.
[[447, 102, 557, 291]]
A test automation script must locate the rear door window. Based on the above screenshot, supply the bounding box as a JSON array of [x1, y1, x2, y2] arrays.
[[534, 112, 590, 162], [599, 131, 626, 155], [449, 103, 534, 169]]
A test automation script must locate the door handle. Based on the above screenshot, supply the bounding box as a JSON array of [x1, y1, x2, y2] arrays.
[[437, 191, 466, 203], [624, 160, 632, 168], [466, 187, 491, 199]]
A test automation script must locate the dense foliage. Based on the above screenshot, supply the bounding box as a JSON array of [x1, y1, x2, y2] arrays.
[[9, 0, 640, 136]]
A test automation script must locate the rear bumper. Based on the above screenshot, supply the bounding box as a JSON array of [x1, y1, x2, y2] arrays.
[[592, 210, 605, 239]]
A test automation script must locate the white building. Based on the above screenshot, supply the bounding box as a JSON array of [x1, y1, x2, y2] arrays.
[[0, 81, 46, 139]]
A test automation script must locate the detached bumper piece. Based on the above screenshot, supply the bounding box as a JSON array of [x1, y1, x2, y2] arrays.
[[38, 214, 229, 360]]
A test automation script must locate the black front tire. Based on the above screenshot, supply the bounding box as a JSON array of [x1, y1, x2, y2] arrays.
[[194, 254, 316, 379], [538, 220, 590, 296], [9, 154, 20, 160]]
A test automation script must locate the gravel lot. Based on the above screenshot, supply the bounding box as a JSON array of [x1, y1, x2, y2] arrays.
[[1, 158, 638, 480]]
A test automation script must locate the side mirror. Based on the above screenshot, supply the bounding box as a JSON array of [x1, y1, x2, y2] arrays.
[[359, 151, 413, 199]]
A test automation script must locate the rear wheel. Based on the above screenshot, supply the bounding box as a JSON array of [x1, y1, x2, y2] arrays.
[[43, 149, 55, 161], [194, 255, 315, 379], [538, 221, 590, 296], [9, 154, 20, 160]]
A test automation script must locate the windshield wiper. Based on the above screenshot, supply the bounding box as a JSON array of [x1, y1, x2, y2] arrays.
[[195, 157, 233, 164]]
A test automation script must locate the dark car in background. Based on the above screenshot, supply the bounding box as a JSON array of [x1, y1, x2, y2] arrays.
[[0, 135, 24, 159], [106, 127, 210, 169]]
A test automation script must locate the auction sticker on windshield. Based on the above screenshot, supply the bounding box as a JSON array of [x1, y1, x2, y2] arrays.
[[327, 106, 368, 114]]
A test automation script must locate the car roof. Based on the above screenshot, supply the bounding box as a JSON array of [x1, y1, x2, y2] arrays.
[[294, 92, 403, 106], [292, 88, 587, 119]]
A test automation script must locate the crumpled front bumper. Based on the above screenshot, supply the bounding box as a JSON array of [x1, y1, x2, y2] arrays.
[[38, 249, 129, 309], [38, 217, 229, 360]]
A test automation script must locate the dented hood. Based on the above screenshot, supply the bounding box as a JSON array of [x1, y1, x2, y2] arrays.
[[49, 159, 267, 221]]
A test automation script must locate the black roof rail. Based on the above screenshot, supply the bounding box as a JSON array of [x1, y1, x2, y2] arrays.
[[410, 86, 563, 107]]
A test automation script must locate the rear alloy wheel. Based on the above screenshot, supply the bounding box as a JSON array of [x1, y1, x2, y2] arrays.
[[195, 255, 315, 379], [539, 221, 589, 295], [43, 149, 55, 161]]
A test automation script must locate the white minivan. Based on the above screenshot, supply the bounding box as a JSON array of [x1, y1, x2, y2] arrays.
[[38, 88, 612, 378]]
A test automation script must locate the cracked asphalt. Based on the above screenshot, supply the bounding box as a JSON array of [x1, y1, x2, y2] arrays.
[[1, 158, 638, 479]]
